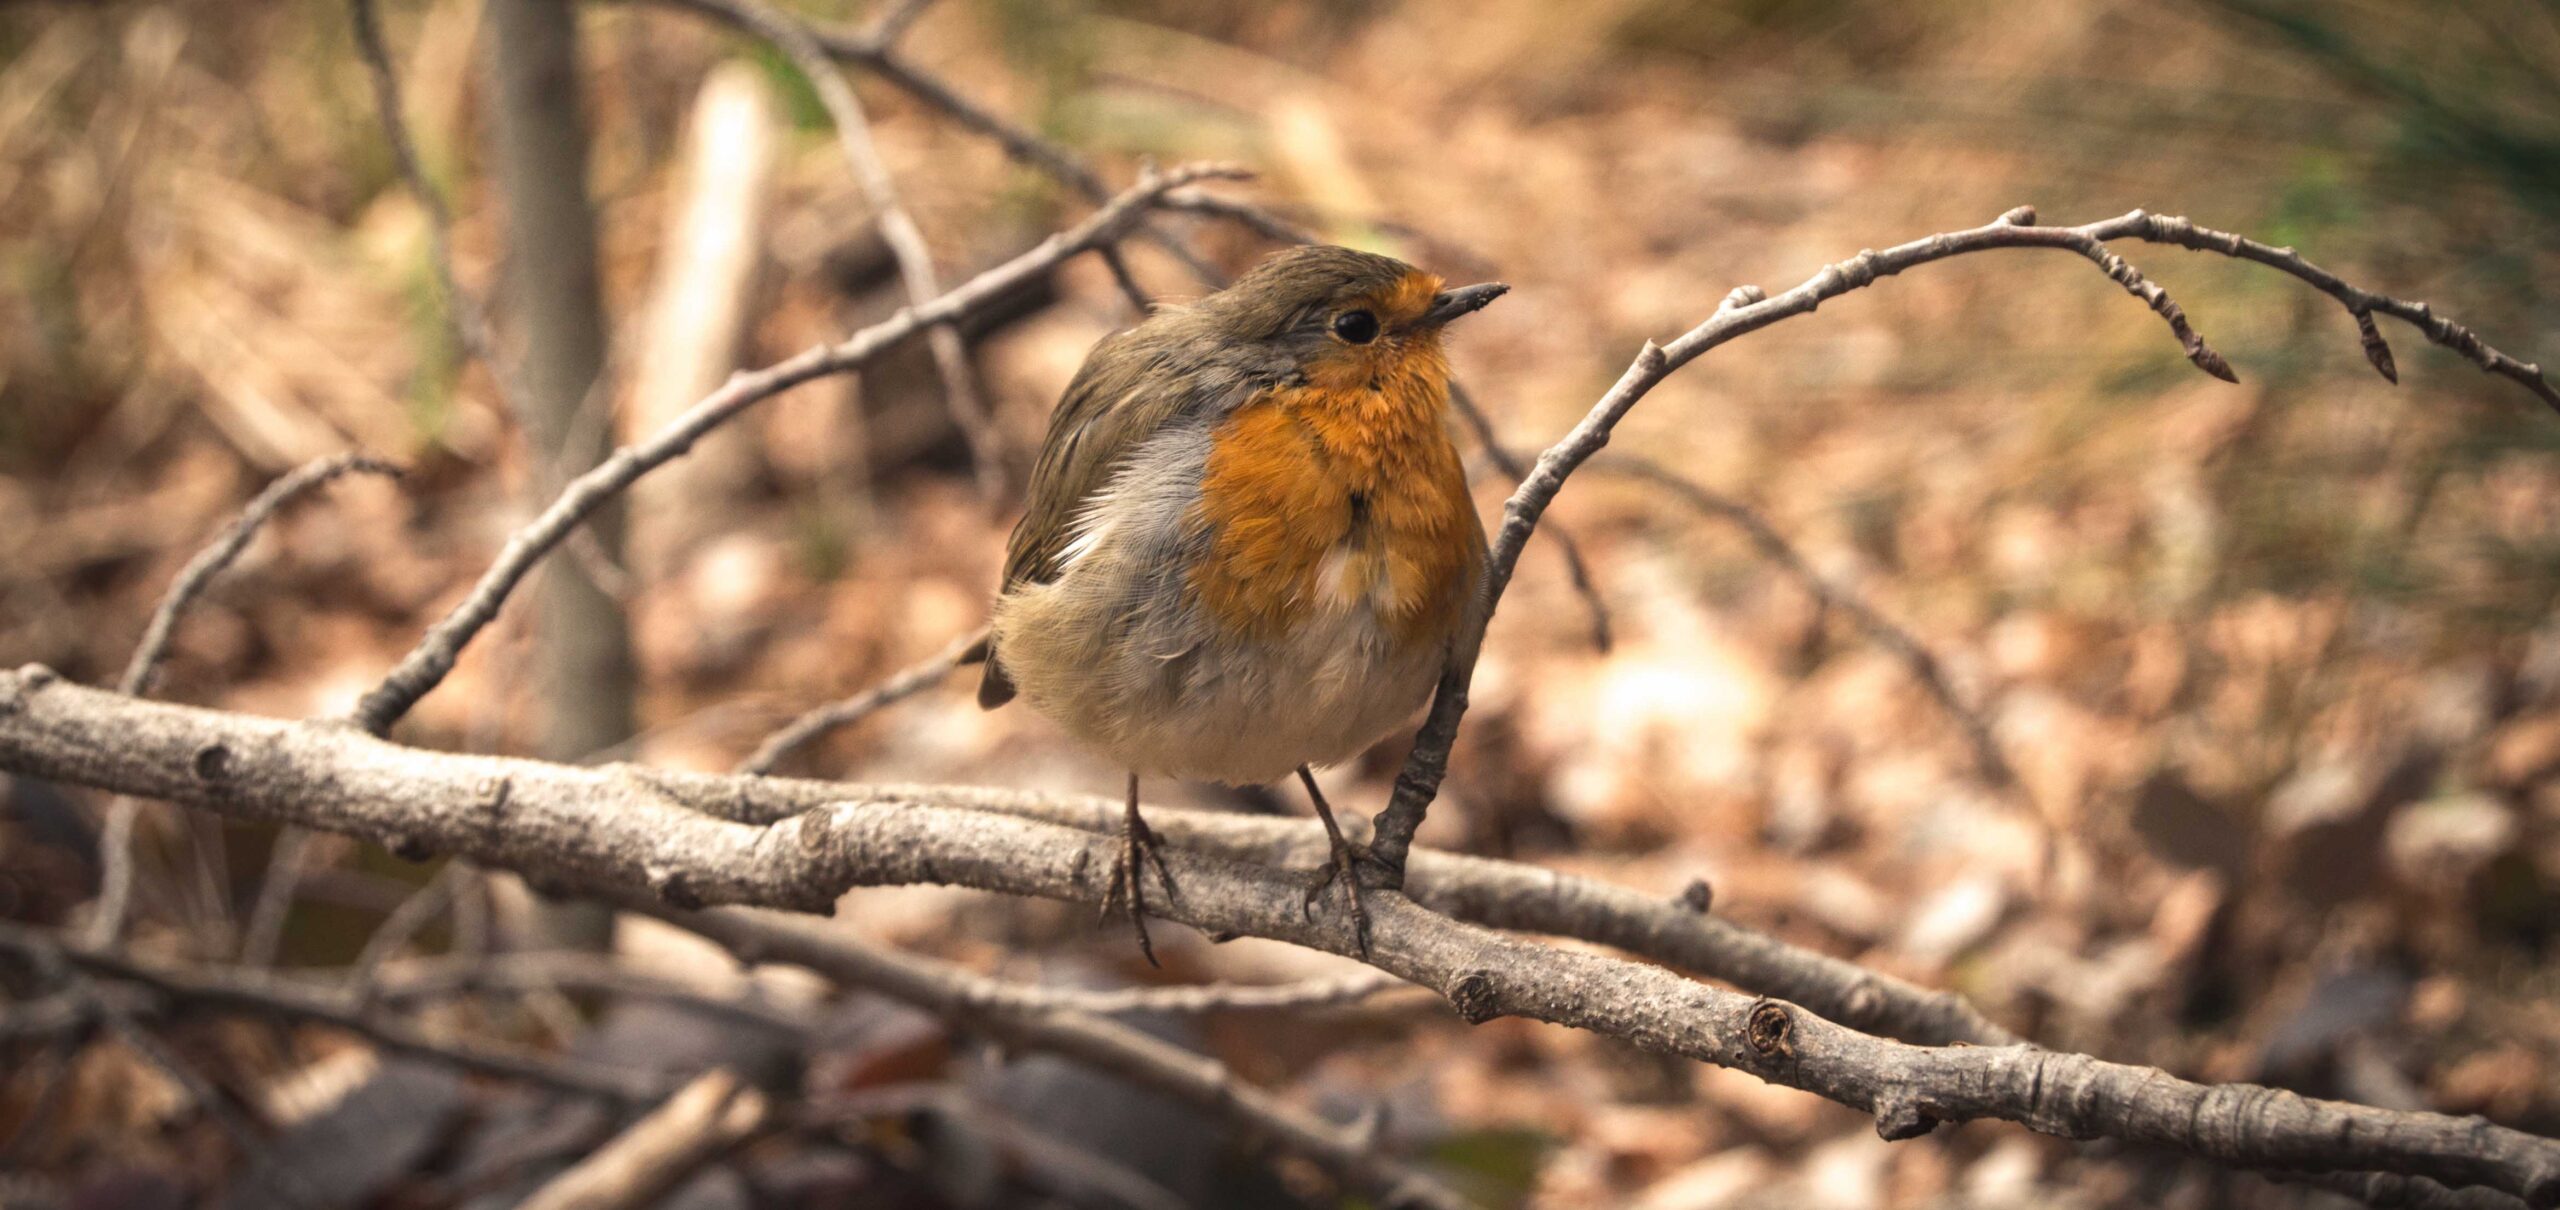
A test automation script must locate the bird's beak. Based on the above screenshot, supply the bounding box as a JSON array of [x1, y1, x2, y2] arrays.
[[1421, 282, 1508, 328]]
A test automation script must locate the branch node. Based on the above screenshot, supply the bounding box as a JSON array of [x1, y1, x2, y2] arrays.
[[1874, 1090, 1939, 1141], [477, 775, 514, 833], [1720, 285, 1766, 311], [1997, 205, 2037, 227], [645, 863, 702, 910], [1677, 879, 1714, 914], [1746, 998, 1795, 1058], [191, 744, 234, 784], [1444, 970, 1501, 1024], [794, 808, 834, 852]]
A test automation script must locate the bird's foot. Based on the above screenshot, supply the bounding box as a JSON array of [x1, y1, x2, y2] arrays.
[[1300, 832, 1376, 961], [1101, 808, 1177, 967]]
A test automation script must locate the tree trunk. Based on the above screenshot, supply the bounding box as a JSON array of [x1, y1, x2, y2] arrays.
[[479, 0, 631, 953]]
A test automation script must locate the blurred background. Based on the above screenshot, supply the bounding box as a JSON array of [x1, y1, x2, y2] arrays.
[[3, 0, 2558, 1206]]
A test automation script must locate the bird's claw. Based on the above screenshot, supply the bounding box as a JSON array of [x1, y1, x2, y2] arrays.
[[1102, 810, 1177, 967], [1301, 834, 1375, 961]]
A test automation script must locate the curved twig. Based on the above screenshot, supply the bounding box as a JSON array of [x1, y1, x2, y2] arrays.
[[92, 453, 402, 950], [1445, 384, 1613, 654], [345, 162, 1251, 735], [737, 626, 983, 775], [1595, 454, 2019, 795], [121, 453, 404, 699], [1367, 205, 2560, 877]]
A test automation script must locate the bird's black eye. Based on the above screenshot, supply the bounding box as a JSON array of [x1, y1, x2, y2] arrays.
[[1330, 309, 1380, 344]]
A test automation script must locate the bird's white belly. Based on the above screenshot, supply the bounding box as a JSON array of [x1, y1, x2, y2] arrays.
[[1107, 587, 1444, 784]]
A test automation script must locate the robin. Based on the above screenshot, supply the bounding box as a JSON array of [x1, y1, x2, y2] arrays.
[[975, 244, 1505, 962]]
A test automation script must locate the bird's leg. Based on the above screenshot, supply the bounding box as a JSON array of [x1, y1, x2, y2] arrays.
[[1296, 765, 1373, 960], [1100, 771, 1176, 967]]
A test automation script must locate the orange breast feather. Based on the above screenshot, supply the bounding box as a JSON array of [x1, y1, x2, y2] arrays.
[[1190, 361, 1481, 643]]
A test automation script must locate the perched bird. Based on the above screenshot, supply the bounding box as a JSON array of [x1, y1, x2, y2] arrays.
[[977, 244, 1504, 961]]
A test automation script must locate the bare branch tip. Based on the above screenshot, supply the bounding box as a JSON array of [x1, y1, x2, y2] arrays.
[[2192, 343, 2240, 384], [2354, 311, 2402, 384]]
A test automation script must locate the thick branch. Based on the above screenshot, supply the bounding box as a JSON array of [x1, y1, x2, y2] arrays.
[[817, 783, 2023, 1049], [1366, 206, 2560, 876], [6, 669, 2551, 1204]]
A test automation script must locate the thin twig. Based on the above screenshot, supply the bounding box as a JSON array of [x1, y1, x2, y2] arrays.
[[637, 0, 1236, 287], [518, 1067, 767, 1210], [237, 826, 316, 968], [706, 0, 1008, 501], [120, 453, 404, 699], [1365, 205, 2560, 878], [0, 922, 665, 1103], [643, 900, 1475, 1210], [737, 627, 983, 775], [956, 968, 1410, 1016], [366, 951, 810, 1035], [1096, 241, 1154, 315], [1596, 454, 2020, 794], [1444, 383, 1612, 653], [345, 162, 1251, 735], [347, 0, 520, 419], [348, 860, 463, 988], [91, 453, 401, 950]]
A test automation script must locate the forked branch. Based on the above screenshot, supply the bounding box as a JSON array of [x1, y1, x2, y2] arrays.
[[5, 670, 2554, 1206], [1368, 205, 2560, 876]]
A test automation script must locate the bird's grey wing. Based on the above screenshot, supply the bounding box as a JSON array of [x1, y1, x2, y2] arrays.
[[980, 323, 1220, 708]]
